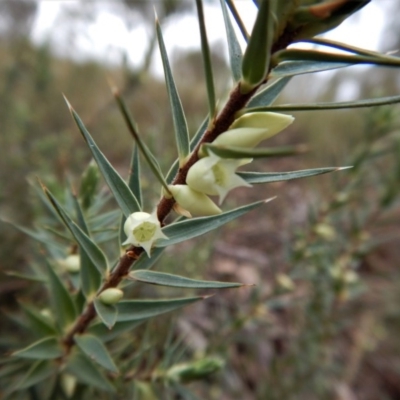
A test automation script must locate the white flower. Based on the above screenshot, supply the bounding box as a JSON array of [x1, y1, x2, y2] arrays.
[[168, 185, 222, 217], [122, 212, 168, 256], [186, 152, 251, 204], [212, 112, 294, 149]]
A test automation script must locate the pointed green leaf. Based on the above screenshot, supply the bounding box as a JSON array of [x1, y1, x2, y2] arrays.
[[12, 337, 63, 360], [80, 251, 102, 299], [129, 145, 143, 208], [202, 143, 305, 159], [220, 0, 242, 82], [248, 77, 291, 108], [4, 270, 45, 283], [20, 304, 58, 337], [93, 298, 118, 329], [66, 351, 115, 392], [158, 199, 271, 247], [241, 0, 275, 91], [116, 296, 206, 322], [196, 0, 216, 117], [46, 262, 77, 330], [302, 37, 395, 59], [44, 187, 109, 274], [238, 167, 350, 184], [14, 360, 55, 391], [274, 49, 400, 70], [75, 334, 118, 373], [130, 270, 245, 289], [156, 20, 190, 165], [88, 320, 143, 343], [71, 192, 102, 297], [270, 60, 349, 77], [65, 99, 141, 216], [113, 90, 169, 192], [244, 94, 400, 113]]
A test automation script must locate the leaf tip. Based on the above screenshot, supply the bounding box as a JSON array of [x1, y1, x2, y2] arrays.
[[62, 94, 73, 112], [336, 166, 353, 171], [264, 196, 277, 204]]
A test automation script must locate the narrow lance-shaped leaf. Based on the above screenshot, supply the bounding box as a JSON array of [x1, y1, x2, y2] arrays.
[[13, 360, 54, 391], [46, 261, 77, 330], [75, 334, 119, 373], [273, 49, 400, 70], [44, 186, 109, 274], [93, 298, 118, 329], [116, 296, 207, 322], [72, 192, 102, 298], [301, 37, 394, 59], [66, 351, 115, 392], [12, 337, 63, 360], [129, 145, 143, 208], [247, 77, 291, 108], [158, 198, 273, 247], [64, 97, 141, 217], [130, 270, 246, 289], [238, 167, 351, 184], [270, 60, 349, 78], [20, 303, 58, 337], [241, 0, 276, 92], [243, 94, 400, 113], [220, 0, 242, 82], [88, 320, 143, 343], [196, 0, 216, 118], [156, 19, 190, 166], [113, 88, 170, 193], [202, 143, 306, 159]]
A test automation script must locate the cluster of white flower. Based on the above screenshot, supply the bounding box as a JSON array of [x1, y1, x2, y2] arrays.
[[122, 112, 293, 256], [168, 112, 294, 217]]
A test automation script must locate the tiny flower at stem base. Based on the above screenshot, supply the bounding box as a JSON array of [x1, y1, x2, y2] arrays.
[[123, 212, 168, 256]]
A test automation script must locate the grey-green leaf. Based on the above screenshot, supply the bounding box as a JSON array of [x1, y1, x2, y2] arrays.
[[116, 296, 206, 322], [46, 262, 77, 330], [270, 60, 349, 77], [20, 304, 58, 337], [12, 337, 63, 360], [75, 334, 119, 373], [94, 298, 118, 329], [244, 94, 400, 113], [157, 199, 271, 247], [220, 0, 242, 82], [15, 360, 54, 391], [129, 145, 143, 208], [156, 20, 190, 165], [130, 270, 245, 289], [66, 351, 115, 392], [44, 187, 109, 274], [238, 167, 349, 184], [274, 49, 400, 70], [65, 98, 141, 217], [247, 77, 291, 108]]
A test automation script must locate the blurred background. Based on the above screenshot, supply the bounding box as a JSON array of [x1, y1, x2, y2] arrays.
[[1, 1, 400, 398]]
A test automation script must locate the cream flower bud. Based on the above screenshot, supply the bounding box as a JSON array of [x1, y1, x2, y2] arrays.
[[98, 288, 124, 305], [122, 212, 168, 256], [213, 112, 294, 149], [59, 254, 80, 273], [187, 153, 251, 204], [168, 185, 222, 217]]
